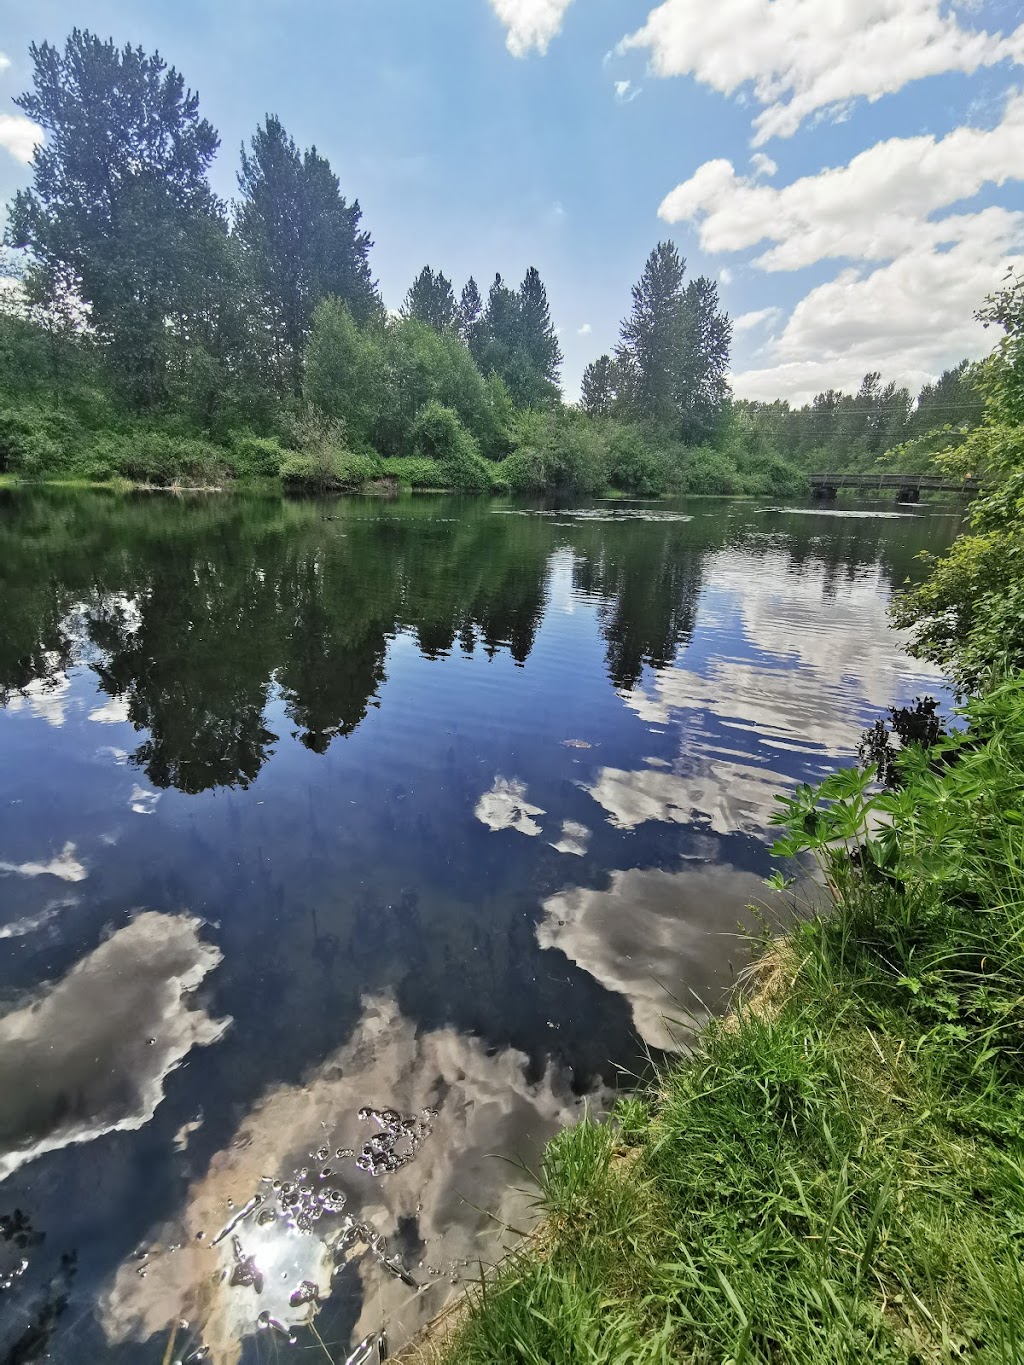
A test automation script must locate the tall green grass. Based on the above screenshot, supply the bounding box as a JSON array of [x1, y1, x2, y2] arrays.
[[437, 680, 1024, 1364]]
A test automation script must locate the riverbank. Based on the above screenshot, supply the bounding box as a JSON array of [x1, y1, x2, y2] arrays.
[[412, 680, 1024, 1364]]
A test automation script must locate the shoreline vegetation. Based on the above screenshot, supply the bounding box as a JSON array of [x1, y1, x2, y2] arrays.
[[2, 32, 985, 502], [392, 279, 1024, 1362]]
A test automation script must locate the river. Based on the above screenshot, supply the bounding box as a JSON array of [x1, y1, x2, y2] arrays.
[[0, 488, 959, 1363]]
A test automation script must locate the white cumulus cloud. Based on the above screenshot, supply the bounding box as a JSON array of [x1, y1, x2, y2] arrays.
[[731, 226, 1017, 402], [733, 306, 781, 333], [660, 92, 1024, 271], [489, 0, 575, 56], [0, 112, 42, 164], [620, 0, 1024, 143], [578, 321, 592, 335], [749, 151, 777, 179], [653, 90, 1024, 402]]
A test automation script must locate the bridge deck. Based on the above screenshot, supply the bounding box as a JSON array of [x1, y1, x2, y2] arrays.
[[810, 473, 981, 492]]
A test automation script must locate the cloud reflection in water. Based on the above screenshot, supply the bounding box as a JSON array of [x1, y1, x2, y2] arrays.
[[102, 995, 587, 1364]]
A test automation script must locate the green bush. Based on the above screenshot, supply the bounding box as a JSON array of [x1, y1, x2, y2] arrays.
[[504, 411, 609, 495], [0, 404, 77, 475], [280, 449, 385, 491], [278, 453, 318, 487], [385, 455, 445, 487], [412, 400, 495, 491], [738, 453, 809, 498], [334, 451, 386, 486], [605, 424, 669, 495], [84, 430, 228, 485], [229, 432, 290, 478], [670, 446, 742, 495]]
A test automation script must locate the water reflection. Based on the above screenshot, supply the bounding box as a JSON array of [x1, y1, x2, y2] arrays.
[[101, 995, 586, 1364], [0, 491, 957, 1362], [587, 547, 945, 839], [539, 864, 769, 1051], [0, 913, 229, 1182]]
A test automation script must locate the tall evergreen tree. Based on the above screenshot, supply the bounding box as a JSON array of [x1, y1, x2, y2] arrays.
[[616, 244, 731, 439], [516, 266, 562, 396], [474, 269, 561, 407], [7, 30, 226, 408], [581, 354, 615, 417], [676, 275, 731, 442], [236, 115, 379, 394], [402, 266, 457, 332], [457, 277, 483, 347], [615, 242, 687, 428]]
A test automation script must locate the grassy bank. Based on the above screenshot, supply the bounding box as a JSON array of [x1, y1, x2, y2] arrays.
[[420, 681, 1024, 1364]]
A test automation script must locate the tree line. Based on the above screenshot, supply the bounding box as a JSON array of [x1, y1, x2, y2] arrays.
[[730, 362, 983, 473], [0, 28, 744, 495], [0, 29, 978, 496]]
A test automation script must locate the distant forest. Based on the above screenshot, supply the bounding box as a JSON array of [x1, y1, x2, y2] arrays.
[[1, 30, 983, 496]]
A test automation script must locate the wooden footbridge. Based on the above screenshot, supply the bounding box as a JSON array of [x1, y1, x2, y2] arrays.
[[810, 472, 983, 503]]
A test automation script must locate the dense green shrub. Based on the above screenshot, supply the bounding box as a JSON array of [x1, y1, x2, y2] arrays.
[[0, 404, 69, 474], [605, 424, 669, 495], [228, 432, 290, 478], [334, 451, 386, 486], [89, 431, 228, 485], [669, 446, 742, 495], [280, 449, 386, 491], [304, 306, 514, 462], [504, 410, 610, 495], [738, 453, 809, 498], [412, 400, 495, 491], [385, 456, 445, 487]]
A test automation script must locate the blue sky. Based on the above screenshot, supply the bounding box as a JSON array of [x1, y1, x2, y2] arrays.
[[2, 0, 1023, 402]]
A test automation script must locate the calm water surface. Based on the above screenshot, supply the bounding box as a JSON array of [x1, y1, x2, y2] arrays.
[[0, 490, 959, 1362]]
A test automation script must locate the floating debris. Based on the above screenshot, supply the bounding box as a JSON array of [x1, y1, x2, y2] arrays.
[[355, 1106, 435, 1177], [256, 1311, 297, 1343], [344, 1332, 381, 1365], [228, 1235, 264, 1293], [288, 1279, 320, 1308], [211, 1193, 263, 1246], [491, 508, 693, 523], [332, 1215, 417, 1287]]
